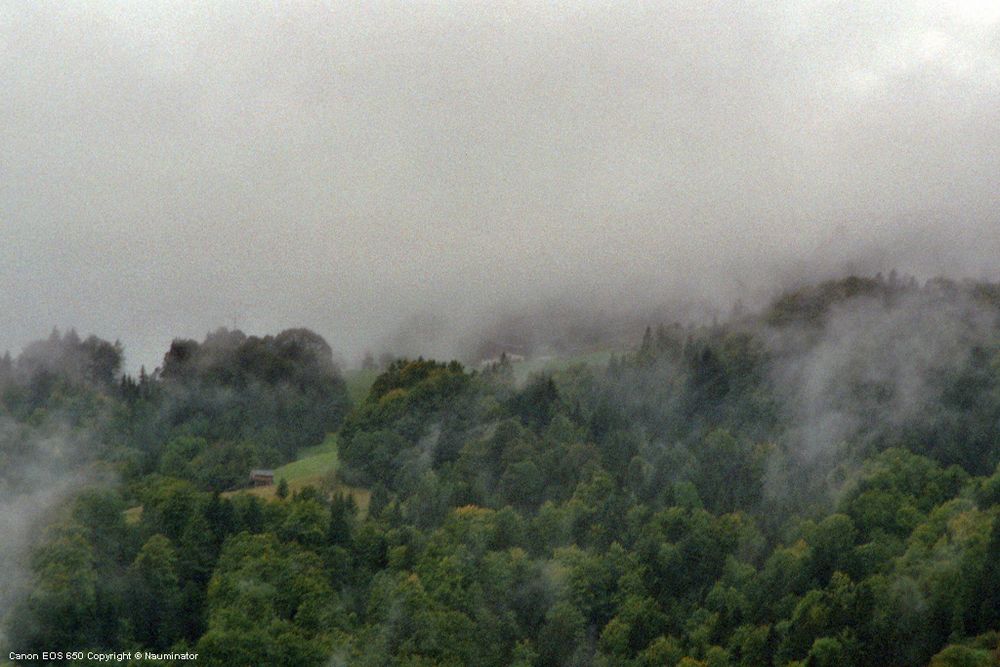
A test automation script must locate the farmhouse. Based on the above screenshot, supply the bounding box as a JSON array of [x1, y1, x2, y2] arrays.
[[249, 469, 275, 486]]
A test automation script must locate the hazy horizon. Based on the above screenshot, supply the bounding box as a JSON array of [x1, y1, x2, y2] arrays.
[[3, 1, 999, 370]]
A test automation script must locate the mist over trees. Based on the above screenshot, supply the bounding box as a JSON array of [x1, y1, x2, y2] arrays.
[[3, 1, 999, 664], [1, 275, 999, 666]]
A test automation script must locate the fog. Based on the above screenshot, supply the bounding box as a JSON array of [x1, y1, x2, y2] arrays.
[[768, 282, 998, 461], [0, 418, 96, 646], [2, 1, 999, 368]]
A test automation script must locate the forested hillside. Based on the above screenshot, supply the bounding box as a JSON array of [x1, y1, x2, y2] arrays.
[[3, 275, 1000, 666]]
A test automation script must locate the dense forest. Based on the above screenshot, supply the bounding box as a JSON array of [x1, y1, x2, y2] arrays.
[[3, 275, 1000, 666]]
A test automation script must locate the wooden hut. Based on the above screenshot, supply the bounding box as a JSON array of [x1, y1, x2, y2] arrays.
[[249, 469, 275, 487]]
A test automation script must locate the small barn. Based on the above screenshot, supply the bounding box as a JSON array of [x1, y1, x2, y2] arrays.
[[249, 469, 275, 487]]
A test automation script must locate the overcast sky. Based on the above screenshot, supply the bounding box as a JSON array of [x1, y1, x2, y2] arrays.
[[2, 1, 999, 369]]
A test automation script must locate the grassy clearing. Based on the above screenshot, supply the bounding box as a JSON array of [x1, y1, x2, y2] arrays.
[[273, 435, 339, 480], [233, 477, 371, 514], [222, 434, 371, 513]]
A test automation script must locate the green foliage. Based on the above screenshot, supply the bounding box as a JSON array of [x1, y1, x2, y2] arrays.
[[928, 644, 997, 667], [157, 327, 350, 464], [128, 535, 182, 648], [765, 276, 885, 327], [8, 524, 100, 649], [196, 533, 342, 667], [7, 280, 1000, 666]]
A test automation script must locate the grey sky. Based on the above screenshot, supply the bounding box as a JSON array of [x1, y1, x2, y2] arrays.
[[2, 1, 999, 369]]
